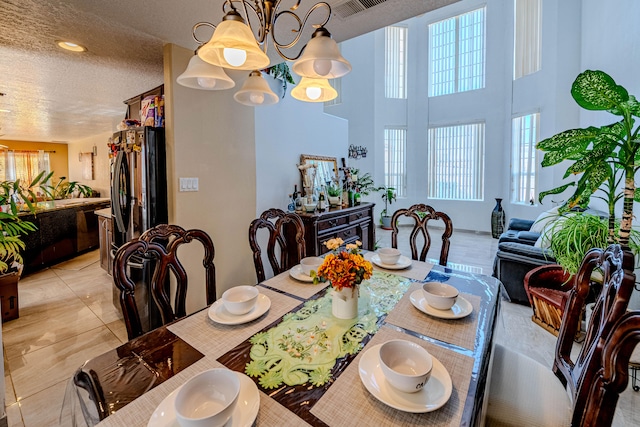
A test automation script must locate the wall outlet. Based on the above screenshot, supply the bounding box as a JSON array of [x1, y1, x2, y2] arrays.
[[179, 177, 199, 192]]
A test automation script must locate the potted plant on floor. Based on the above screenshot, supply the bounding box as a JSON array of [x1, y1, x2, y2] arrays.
[[537, 69, 640, 272], [376, 186, 396, 229], [0, 171, 52, 321]]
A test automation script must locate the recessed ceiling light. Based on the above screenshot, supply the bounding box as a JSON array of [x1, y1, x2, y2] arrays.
[[56, 40, 87, 52], [0, 109, 10, 113]]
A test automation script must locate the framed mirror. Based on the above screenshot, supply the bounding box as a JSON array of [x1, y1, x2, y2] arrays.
[[299, 154, 339, 193]]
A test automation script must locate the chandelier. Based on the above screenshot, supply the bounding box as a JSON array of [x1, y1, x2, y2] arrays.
[[177, 0, 351, 106]]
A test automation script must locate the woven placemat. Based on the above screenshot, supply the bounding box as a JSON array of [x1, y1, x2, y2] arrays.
[[364, 252, 434, 281], [168, 287, 301, 358], [310, 326, 473, 426], [385, 282, 481, 351], [261, 270, 330, 300], [96, 357, 310, 427]]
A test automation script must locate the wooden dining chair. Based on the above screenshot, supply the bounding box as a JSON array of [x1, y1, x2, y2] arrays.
[[113, 224, 216, 340], [390, 203, 453, 265], [486, 244, 640, 427], [249, 208, 306, 282]]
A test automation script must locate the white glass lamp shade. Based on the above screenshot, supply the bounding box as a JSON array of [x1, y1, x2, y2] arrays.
[[291, 77, 337, 103], [292, 29, 351, 79], [176, 55, 235, 90], [198, 17, 270, 71], [234, 71, 279, 106]]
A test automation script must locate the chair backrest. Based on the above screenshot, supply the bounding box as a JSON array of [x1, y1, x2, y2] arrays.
[[390, 204, 453, 265], [113, 224, 216, 340], [553, 244, 639, 427], [249, 208, 306, 282]]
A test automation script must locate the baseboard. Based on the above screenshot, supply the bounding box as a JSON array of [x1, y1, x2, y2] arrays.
[[385, 224, 492, 236]]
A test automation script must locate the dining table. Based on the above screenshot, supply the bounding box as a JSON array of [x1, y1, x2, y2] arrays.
[[74, 253, 504, 427]]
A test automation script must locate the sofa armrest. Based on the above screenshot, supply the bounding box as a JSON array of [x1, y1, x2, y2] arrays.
[[508, 218, 535, 231], [497, 242, 554, 262]]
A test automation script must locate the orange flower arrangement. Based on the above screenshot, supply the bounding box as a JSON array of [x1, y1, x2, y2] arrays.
[[313, 238, 373, 291]]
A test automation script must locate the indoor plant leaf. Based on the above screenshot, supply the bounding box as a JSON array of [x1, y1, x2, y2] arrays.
[[571, 70, 629, 112], [538, 182, 575, 204]]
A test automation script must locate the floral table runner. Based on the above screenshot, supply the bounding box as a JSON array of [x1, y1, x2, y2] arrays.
[[219, 271, 412, 426]]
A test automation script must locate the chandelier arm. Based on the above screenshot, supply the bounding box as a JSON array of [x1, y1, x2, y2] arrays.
[[192, 21, 217, 45], [270, 2, 331, 60], [223, 0, 268, 44]]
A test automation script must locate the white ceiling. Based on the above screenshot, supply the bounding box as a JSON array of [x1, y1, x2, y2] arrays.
[[0, 0, 458, 143]]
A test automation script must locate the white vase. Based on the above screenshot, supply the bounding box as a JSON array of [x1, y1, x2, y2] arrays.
[[332, 287, 358, 319]]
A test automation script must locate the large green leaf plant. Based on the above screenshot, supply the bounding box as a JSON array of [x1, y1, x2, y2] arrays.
[[0, 171, 53, 273], [537, 70, 640, 254]]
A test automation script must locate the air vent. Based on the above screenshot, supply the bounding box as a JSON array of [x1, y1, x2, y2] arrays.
[[333, 0, 388, 19]]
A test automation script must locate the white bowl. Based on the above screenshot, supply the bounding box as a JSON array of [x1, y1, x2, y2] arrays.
[[174, 368, 240, 427], [300, 256, 323, 276], [422, 282, 459, 310], [377, 247, 401, 264], [221, 286, 259, 315], [379, 339, 433, 393], [304, 203, 316, 213]]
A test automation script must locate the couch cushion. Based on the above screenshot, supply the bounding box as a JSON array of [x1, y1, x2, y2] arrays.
[[530, 206, 561, 233]]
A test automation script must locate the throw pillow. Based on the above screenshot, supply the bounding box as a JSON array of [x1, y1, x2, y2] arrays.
[[530, 206, 561, 234]]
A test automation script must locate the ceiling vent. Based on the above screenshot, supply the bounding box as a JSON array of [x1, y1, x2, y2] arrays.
[[333, 0, 388, 19]]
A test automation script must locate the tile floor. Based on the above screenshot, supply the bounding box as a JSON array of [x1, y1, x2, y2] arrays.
[[2, 227, 638, 426]]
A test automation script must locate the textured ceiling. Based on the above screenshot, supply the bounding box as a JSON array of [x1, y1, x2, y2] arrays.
[[0, 0, 458, 143]]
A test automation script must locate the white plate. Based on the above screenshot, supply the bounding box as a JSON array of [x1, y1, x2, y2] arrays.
[[147, 371, 260, 427], [289, 264, 314, 283], [371, 254, 412, 270], [358, 343, 452, 413], [409, 290, 473, 319], [208, 294, 271, 325]]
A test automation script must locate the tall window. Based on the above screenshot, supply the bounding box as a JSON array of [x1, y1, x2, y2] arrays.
[[427, 123, 485, 200], [384, 127, 407, 197], [514, 0, 542, 79], [429, 7, 486, 97], [385, 26, 408, 99], [325, 78, 342, 106], [511, 113, 539, 204], [0, 150, 51, 184]]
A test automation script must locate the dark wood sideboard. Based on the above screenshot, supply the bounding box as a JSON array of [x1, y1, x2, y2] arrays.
[[294, 202, 376, 256]]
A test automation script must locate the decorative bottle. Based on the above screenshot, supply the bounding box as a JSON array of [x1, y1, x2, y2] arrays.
[[287, 194, 295, 212], [318, 191, 326, 210], [491, 198, 506, 238]]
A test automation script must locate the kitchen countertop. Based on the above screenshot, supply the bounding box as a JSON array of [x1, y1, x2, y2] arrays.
[[94, 207, 111, 217]]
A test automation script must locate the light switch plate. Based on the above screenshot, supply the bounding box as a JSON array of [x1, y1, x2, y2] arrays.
[[179, 177, 199, 192]]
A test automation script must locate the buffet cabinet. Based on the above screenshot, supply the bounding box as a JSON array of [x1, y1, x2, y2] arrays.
[[296, 202, 375, 256]]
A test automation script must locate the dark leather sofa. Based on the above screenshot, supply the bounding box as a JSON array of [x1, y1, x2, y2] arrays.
[[493, 208, 607, 305], [492, 218, 556, 305]]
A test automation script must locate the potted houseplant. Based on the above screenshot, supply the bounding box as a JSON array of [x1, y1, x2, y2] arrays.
[[537, 70, 640, 271], [376, 186, 396, 229], [327, 182, 342, 207], [43, 176, 93, 200], [0, 171, 52, 321]]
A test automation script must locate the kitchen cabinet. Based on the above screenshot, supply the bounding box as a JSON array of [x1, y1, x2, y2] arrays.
[[20, 199, 111, 274], [295, 203, 375, 256]]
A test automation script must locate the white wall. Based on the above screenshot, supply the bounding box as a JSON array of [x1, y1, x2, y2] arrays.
[[67, 131, 112, 197], [255, 75, 349, 215], [334, 0, 596, 231]]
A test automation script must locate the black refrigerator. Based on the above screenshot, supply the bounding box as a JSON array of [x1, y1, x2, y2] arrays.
[[110, 126, 168, 334]]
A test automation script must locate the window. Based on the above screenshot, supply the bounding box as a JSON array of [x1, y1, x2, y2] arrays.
[[427, 123, 485, 200], [385, 26, 408, 99], [514, 0, 542, 79], [384, 127, 407, 197], [324, 78, 342, 106], [429, 7, 486, 96], [511, 113, 539, 204], [0, 150, 51, 185]]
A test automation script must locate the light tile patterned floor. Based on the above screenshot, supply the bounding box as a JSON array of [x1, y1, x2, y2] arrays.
[[2, 229, 637, 426]]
